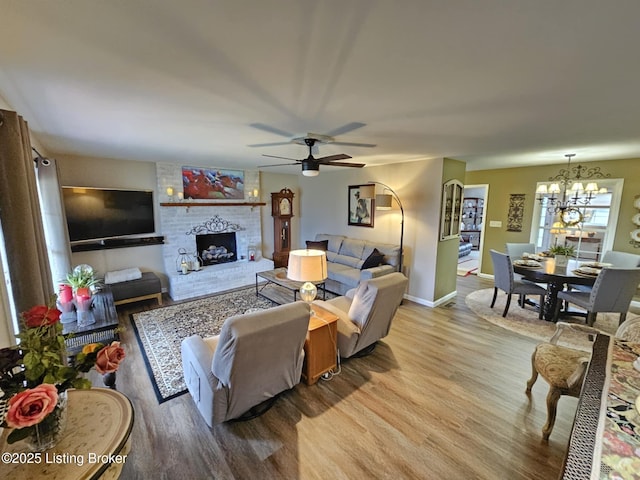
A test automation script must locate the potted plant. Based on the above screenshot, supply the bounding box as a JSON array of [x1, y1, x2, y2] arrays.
[[62, 265, 101, 318], [547, 245, 576, 267]]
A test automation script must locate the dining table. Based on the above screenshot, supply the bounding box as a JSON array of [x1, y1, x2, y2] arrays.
[[513, 258, 598, 322]]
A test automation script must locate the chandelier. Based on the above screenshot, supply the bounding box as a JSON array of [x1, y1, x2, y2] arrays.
[[536, 154, 610, 220]]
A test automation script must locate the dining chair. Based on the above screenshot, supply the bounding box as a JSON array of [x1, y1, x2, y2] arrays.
[[505, 243, 536, 259], [557, 267, 640, 326], [505, 242, 540, 305], [570, 250, 640, 293], [489, 250, 547, 318]]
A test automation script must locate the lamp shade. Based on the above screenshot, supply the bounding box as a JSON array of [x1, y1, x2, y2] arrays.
[[287, 249, 327, 282], [375, 193, 393, 210]]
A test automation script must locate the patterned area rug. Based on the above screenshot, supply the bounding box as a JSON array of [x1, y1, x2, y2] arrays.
[[131, 287, 279, 403], [465, 288, 639, 351]]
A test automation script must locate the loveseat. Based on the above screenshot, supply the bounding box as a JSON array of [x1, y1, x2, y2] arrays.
[[308, 234, 401, 295]]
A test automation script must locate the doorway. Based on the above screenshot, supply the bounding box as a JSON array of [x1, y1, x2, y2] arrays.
[[457, 184, 489, 277]]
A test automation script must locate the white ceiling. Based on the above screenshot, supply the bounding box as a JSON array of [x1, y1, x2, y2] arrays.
[[2, 0, 640, 174]]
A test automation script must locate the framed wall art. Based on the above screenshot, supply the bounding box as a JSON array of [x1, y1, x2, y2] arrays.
[[506, 193, 526, 232], [348, 184, 375, 227], [182, 167, 244, 200]]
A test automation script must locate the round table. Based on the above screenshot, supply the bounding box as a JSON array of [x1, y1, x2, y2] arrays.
[[0, 388, 133, 480], [513, 258, 598, 321]]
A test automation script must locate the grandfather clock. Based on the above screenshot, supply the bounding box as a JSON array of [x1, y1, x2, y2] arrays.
[[271, 188, 294, 268]]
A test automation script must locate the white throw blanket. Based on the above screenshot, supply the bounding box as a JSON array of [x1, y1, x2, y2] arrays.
[[104, 267, 142, 284]]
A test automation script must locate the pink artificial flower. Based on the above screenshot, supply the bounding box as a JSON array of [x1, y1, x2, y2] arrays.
[[95, 341, 126, 374], [5, 384, 59, 428], [22, 305, 61, 328]]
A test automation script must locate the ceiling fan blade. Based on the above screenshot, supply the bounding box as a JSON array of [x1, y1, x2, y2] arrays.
[[262, 154, 301, 161], [316, 153, 352, 162], [332, 141, 377, 148], [260, 162, 301, 168], [325, 122, 366, 137], [248, 141, 292, 148], [249, 123, 293, 138], [321, 161, 366, 168]]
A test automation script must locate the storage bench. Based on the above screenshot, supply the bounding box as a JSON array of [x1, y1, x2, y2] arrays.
[[109, 271, 162, 306]]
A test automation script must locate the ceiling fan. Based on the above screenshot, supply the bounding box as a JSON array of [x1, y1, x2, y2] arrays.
[[248, 122, 377, 150], [260, 137, 366, 176]]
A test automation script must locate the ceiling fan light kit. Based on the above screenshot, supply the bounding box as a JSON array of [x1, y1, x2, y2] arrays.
[[302, 160, 319, 177]]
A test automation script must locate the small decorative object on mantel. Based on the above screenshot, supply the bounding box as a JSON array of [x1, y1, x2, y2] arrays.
[[631, 195, 640, 248], [506, 194, 526, 232], [0, 301, 126, 451]]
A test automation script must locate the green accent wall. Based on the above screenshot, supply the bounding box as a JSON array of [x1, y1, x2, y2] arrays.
[[465, 158, 640, 276], [435, 158, 466, 300]]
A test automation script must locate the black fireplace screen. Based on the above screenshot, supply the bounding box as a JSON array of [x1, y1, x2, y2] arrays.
[[196, 232, 237, 265]]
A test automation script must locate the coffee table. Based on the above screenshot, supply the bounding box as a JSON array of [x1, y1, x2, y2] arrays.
[[256, 267, 326, 304], [63, 287, 120, 354], [62, 287, 120, 388]]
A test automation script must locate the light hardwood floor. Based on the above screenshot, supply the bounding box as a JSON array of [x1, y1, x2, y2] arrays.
[[107, 275, 579, 479]]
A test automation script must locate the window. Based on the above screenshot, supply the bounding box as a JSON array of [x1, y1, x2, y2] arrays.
[[531, 179, 624, 261]]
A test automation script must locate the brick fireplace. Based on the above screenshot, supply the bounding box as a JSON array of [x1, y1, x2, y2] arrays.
[[156, 164, 273, 301]]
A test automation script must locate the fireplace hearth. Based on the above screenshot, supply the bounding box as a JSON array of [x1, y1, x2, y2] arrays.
[[196, 232, 237, 266]]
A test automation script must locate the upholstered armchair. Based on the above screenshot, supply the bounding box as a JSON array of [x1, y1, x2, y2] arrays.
[[312, 272, 408, 358], [181, 302, 310, 427], [525, 322, 594, 440], [526, 318, 640, 440]]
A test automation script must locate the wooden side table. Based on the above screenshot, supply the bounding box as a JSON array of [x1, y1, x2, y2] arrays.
[[303, 305, 338, 385], [0, 388, 133, 479]]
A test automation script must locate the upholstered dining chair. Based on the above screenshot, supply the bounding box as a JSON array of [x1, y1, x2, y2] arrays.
[[569, 250, 640, 293], [526, 318, 640, 440], [489, 250, 547, 318], [181, 302, 310, 427], [505, 242, 536, 260], [557, 267, 640, 327]]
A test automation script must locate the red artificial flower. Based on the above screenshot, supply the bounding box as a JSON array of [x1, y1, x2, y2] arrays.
[[22, 305, 61, 328]]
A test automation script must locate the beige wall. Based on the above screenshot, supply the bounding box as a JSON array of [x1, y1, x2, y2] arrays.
[[297, 158, 445, 305], [57, 155, 165, 284], [465, 158, 640, 276], [435, 158, 466, 301]]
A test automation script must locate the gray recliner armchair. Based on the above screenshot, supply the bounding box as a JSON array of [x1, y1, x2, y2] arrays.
[[312, 272, 408, 358], [181, 302, 310, 427]]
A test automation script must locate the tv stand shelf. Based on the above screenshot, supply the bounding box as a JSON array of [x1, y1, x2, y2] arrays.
[[71, 236, 165, 252]]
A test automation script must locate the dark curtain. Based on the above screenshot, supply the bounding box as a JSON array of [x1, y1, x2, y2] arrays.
[[0, 109, 53, 316]]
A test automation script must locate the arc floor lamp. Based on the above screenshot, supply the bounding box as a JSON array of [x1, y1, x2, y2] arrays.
[[367, 181, 404, 275]]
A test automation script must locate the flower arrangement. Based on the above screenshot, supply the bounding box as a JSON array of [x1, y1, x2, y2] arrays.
[[0, 298, 125, 445]]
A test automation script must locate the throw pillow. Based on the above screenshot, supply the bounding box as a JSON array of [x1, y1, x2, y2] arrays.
[[361, 248, 385, 270], [306, 240, 329, 251]]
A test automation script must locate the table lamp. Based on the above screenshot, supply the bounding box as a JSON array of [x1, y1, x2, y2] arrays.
[[287, 249, 328, 305]]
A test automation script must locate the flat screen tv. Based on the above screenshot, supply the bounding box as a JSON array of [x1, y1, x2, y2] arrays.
[[62, 187, 155, 243]]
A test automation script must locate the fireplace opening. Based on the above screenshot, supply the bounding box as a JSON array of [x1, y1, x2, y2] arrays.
[[196, 232, 237, 266]]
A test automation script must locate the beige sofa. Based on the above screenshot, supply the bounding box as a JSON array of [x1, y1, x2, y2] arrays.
[[311, 233, 401, 295]]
